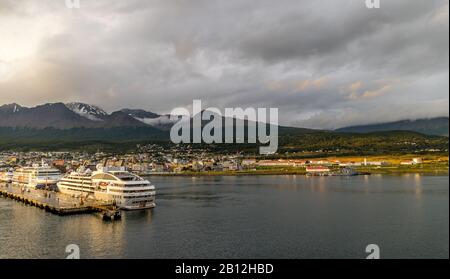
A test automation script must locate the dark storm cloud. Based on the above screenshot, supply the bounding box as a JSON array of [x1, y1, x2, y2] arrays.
[[0, 0, 448, 129]]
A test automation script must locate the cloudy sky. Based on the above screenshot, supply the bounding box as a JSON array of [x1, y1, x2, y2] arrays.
[[0, 0, 448, 129]]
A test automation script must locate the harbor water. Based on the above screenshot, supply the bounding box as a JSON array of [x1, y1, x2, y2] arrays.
[[0, 174, 448, 259]]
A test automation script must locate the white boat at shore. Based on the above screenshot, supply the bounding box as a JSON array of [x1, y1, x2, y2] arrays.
[[12, 164, 62, 189], [0, 168, 14, 183], [57, 164, 156, 210]]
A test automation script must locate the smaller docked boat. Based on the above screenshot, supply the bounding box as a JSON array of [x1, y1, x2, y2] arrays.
[[0, 168, 14, 183], [12, 163, 62, 190]]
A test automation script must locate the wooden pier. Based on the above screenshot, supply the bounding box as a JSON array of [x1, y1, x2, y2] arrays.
[[0, 184, 121, 221]]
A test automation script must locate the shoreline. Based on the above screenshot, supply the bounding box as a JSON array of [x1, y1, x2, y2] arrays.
[[141, 168, 449, 177]]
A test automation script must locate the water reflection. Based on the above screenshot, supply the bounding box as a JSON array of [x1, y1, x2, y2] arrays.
[[0, 174, 448, 259], [414, 173, 423, 200]]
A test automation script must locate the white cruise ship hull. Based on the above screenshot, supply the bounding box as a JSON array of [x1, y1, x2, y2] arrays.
[[12, 165, 62, 190], [57, 187, 92, 196], [0, 175, 12, 183], [58, 186, 155, 210], [57, 166, 156, 211], [13, 178, 60, 189]]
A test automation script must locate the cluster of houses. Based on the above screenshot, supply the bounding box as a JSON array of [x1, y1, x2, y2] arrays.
[[0, 150, 426, 175]]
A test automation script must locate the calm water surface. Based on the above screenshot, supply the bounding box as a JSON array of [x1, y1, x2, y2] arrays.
[[0, 174, 448, 259]]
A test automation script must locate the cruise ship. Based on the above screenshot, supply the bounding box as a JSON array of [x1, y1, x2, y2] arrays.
[[12, 164, 62, 189], [57, 164, 156, 210], [0, 168, 14, 183]]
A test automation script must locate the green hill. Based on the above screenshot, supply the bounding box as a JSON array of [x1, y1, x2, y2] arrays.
[[0, 126, 447, 154], [336, 117, 449, 136]]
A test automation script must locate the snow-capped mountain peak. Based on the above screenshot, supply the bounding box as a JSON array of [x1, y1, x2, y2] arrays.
[[65, 102, 107, 121]]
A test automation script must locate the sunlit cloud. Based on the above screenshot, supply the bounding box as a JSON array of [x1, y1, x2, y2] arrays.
[[0, 0, 448, 129]]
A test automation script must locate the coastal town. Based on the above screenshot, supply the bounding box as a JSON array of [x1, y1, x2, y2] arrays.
[[1, 143, 447, 178], [1, 142, 446, 219]]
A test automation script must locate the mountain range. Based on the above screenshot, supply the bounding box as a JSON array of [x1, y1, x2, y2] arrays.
[[1, 102, 448, 135], [0, 102, 177, 130], [0, 102, 448, 153], [336, 117, 449, 137]]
